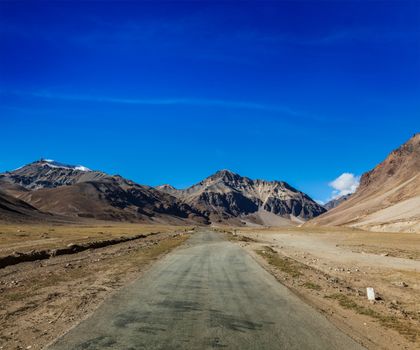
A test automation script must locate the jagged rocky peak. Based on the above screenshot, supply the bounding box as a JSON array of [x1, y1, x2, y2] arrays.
[[157, 184, 177, 191], [197, 169, 244, 188], [159, 169, 326, 221], [1, 159, 106, 190], [211, 169, 241, 180]]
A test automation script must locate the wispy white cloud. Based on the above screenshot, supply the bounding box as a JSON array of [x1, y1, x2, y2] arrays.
[[19, 90, 312, 118], [329, 172, 360, 200]]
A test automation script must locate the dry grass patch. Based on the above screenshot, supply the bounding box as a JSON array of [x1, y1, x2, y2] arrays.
[[256, 246, 302, 278], [302, 282, 322, 291], [0, 223, 193, 256], [226, 233, 256, 243]]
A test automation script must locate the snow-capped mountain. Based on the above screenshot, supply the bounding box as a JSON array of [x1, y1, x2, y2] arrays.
[[1, 159, 105, 190], [40, 159, 92, 172]]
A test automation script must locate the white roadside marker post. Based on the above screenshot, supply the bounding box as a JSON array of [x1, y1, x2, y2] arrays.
[[366, 287, 376, 301]]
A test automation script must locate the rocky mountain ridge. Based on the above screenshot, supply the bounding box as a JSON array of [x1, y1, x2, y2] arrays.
[[0, 160, 207, 224], [0, 163, 325, 225], [158, 169, 326, 224]]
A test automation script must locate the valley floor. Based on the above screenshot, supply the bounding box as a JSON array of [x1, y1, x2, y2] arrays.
[[0, 224, 419, 349], [224, 226, 420, 349]]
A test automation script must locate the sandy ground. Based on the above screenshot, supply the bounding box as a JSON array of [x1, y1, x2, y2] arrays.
[[0, 226, 190, 350], [224, 226, 420, 350]]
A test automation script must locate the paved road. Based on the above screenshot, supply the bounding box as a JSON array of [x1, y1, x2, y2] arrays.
[[50, 230, 365, 350]]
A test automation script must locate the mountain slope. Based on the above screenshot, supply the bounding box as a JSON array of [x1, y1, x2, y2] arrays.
[[307, 134, 420, 232], [0, 191, 57, 223], [0, 160, 208, 224], [158, 170, 326, 224], [324, 194, 352, 211]]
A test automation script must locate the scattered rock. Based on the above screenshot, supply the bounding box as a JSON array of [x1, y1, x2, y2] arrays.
[[393, 281, 408, 288], [387, 300, 399, 309]]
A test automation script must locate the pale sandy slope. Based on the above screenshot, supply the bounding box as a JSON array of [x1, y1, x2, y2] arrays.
[[307, 134, 420, 233], [241, 208, 301, 227]]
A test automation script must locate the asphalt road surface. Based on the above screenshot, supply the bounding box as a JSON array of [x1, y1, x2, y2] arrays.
[[50, 230, 365, 350]]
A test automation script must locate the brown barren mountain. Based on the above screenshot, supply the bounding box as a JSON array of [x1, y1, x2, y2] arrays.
[[0, 191, 56, 223], [0, 161, 325, 226], [308, 133, 420, 232], [158, 170, 326, 225], [0, 160, 208, 224]]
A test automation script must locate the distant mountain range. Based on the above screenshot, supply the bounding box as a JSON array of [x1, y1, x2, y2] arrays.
[[308, 133, 420, 233], [323, 194, 352, 211], [0, 160, 324, 225], [1, 133, 418, 232]]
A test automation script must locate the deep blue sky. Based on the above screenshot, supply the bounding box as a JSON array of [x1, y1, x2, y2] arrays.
[[1, 1, 419, 202]]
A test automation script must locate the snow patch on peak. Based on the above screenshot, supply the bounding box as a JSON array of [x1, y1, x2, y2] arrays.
[[39, 159, 92, 172], [74, 165, 91, 172]]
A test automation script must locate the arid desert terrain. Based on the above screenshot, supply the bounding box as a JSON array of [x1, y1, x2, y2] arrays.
[[0, 223, 419, 349]]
